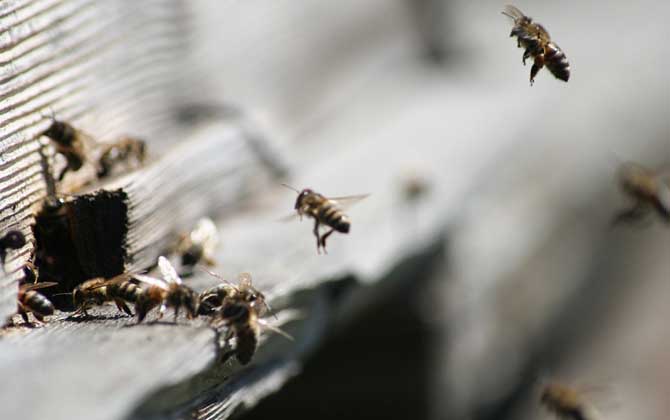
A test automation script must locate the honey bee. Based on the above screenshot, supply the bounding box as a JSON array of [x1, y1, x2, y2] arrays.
[[502, 5, 570, 85], [134, 256, 199, 323], [41, 117, 96, 181], [282, 184, 368, 254], [17, 282, 57, 324], [198, 271, 270, 317], [0, 230, 26, 265], [613, 162, 670, 225], [175, 218, 219, 274], [540, 382, 602, 420], [96, 136, 147, 179], [72, 274, 142, 317], [212, 299, 292, 365]]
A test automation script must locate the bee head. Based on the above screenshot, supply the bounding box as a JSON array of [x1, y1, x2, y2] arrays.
[[43, 120, 75, 145], [295, 189, 313, 210], [72, 287, 84, 309], [1, 230, 26, 249]]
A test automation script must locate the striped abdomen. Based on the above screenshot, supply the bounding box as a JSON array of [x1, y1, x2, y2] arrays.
[[234, 327, 259, 365], [317, 203, 350, 233], [544, 42, 570, 81], [109, 281, 142, 303]]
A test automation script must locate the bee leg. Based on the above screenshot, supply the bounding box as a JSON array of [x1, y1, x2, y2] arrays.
[[522, 49, 532, 65], [173, 305, 180, 322], [136, 307, 147, 323], [530, 54, 544, 86], [115, 299, 133, 316], [612, 202, 649, 226], [33, 312, 45, 323], [313, 219, 322, 254], [19, 308, 30, 324], [319, 228, 336, 254], [158, 303, 167, 320]]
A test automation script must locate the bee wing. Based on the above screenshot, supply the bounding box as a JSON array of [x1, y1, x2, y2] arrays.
[[276, 212, 300, 223], [257, 319, 294, 341], [20, 281, 58, 292], [134, 274, 169, 290], [237, 272, 253, 288], [158, 255, 182, 285], [502, 4, 525, 20], [200, 267, 234, 285], [327, 194, 370, 209]]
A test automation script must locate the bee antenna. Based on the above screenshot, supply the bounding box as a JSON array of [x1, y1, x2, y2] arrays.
[[51, 292, 73, 297], [280, 183, 300, 194], [199, 266, 234, 285]]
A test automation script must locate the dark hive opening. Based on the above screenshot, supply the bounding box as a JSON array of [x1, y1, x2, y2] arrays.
[[33, 189, 129, 309]]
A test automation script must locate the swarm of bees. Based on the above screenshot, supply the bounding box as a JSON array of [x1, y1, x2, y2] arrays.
[[502, 5, 570, 85]]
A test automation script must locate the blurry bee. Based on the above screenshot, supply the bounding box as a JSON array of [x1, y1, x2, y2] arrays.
[[72, 274, 142, 317], [17, 282, 57, 324], [281, 184, 368, 254], [613, 162, 670, 225], [41, 117, 96, 181], [175, 218, 219, 273], [540, 382, 602, 420], [96, 136, 147, 179], [212, 299, 292, 365], [134, 256, 198, 323], [502, 5, 570, 85], [0, 230, 26, 265], [198, 271, 270, 317]]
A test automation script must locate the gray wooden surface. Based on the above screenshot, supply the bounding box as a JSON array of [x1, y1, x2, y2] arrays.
[[0, 1, 668, 420]]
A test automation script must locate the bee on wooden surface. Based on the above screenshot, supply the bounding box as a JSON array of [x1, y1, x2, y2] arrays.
[[212, 299, 292, 365], [0, 230, 26, 265], [198, 271, 270, 317], [281, 184, 368, 254], [41, 117, 96, 181], [17, 282, 57, 324], [175, 218, 219, 274], [72, 274, 142, 317], [540, 382, 602, 420], [502, 5, 570, 85], [96, 136, 147, 179], [134, 256, 199, 323], [613, 162, 670, 225]]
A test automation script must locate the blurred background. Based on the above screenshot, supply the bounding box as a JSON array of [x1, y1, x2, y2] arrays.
[[196, 0, 668, 419]]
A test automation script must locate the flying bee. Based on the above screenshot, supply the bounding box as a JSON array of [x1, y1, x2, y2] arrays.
[[613, 162, 670, 225], [41, 117, 97, 181], [96, 136, 147, 179], [502, 5, 570, 85], [0, 230, 26, 265], [212, 299, 292, 365], [16, 282, 57, 324], [133, 256, 199, 323], [540, 382, 602, 420], [175, 218, 219, 274], [281, 184, 369, 254], [198, 270, 271, 317]]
